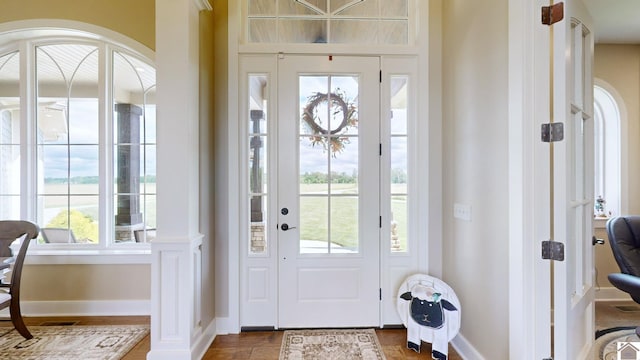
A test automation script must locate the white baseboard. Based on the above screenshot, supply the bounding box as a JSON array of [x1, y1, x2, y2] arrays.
[[451, 332, 486, 360], [19, 300, 150, 317], [215, 316, 233, 335], [193, 319, 217, 360], [595, 287, 632, 302]]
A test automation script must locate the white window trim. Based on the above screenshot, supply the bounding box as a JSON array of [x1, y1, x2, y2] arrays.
[[593, 79, 626, 216], [0, 24, 155, 262]]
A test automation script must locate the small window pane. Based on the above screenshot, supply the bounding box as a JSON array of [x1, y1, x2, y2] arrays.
[[249, 19, 277, 43], [0, 145, 20, 195], [391, 195, 407, 252], [334, 0, 378, 16], [300, 138, 329, 195], [300, 196, 328, 253], [0, 195, 19, 219], [331, 196, 358, 253], [330, 20, 377, 44], [68, 99, 99, 144], [380, 21, 408, 45], [249, 136, 268, 194], [391, 76, 408, 134], [69, 145, 99, 194], [381, 0, 408, 17], [70, 196, 99, 243], [280, 20, 327, 43], [391, 137, 408, 180], [280, 0, 326, 15], [249, 0, 277, 15], [330, 137, 358, 194], [40, 145, 69, 194]]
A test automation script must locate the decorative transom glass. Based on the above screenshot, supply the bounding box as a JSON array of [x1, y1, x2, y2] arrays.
[[247, 0, 409, 44]]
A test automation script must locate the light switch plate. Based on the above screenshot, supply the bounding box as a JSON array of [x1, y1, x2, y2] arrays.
[[453, 203, 472, 222]]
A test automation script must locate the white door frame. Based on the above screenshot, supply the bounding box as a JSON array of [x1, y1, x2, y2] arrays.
[[508, 0, 554, 358], [225, 0, 438, 335], [508, 0, 595, 358]]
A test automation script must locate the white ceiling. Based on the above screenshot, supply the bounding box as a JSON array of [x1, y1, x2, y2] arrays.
[[583, 0, 640, 44]]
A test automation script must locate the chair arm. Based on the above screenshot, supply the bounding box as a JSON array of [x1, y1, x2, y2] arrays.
[[608, 273, 640, 300]]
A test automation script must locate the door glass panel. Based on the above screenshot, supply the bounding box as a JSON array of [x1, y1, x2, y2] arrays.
[[390, 76, 408, 252], [300, 138, 329, 195], [299, 196, 328, 252], [299, 74, 360, 254], [330, 137, 358, 195], [248, 75, 270, 255], [331, 196, 358, 252]]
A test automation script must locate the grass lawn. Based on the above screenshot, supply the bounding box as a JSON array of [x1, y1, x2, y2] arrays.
[[299, 183, 407, 251]]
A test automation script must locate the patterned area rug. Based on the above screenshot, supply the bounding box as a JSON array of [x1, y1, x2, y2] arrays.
[[0, 325, 149, 359], [279, 329, 386, 360], [594, 327, 639, 359]]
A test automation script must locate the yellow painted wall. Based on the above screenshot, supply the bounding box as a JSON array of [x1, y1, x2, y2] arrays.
[[0, 0, 155, 50], [22, 264, 150, 301]]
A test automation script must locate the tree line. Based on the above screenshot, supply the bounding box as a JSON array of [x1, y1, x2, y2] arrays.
[[45, 176, 157, 184], [300, 169, 407, 184]]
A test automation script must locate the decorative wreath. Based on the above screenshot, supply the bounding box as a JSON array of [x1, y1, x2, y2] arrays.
[[301, 90, 357, 155]]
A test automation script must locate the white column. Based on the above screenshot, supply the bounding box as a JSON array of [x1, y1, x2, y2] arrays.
[[148, 0, 211, 359]]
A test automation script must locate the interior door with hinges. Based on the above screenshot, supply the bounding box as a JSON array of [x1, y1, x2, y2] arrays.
[[277, 55, 381, 328], [550, 1, 595, 358]]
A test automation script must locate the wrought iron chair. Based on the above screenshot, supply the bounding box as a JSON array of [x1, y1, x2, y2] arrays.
[[0, 220, 39, 339]]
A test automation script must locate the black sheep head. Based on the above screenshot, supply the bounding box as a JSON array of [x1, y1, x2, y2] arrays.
[[400, 287, 457, 329]]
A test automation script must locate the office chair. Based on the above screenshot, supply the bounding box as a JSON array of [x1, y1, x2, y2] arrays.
[[605, 215, 640, 337]]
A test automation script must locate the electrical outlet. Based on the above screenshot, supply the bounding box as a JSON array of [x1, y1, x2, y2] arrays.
[[453, 203, 472, 222]]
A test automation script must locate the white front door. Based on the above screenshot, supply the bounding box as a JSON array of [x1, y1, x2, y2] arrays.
[[552, 1, 595, 358], [277, 55, 381, 328]]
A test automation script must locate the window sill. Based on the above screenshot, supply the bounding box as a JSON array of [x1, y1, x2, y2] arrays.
[[594, 216, 610, 230], [24, 249, 151, 265]]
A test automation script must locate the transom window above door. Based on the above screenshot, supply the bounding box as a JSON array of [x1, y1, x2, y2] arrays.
[[246, 0, 411, 44]]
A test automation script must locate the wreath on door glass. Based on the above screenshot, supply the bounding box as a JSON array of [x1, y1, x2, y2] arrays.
[[301, 90, 357, 155]]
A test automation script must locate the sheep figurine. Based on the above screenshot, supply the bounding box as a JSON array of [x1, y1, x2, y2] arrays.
[[397, 274, 461, 360]]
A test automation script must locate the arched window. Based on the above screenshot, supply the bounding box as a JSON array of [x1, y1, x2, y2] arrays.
[[593, 84, 621, 217], [0, 28, 156, 247]]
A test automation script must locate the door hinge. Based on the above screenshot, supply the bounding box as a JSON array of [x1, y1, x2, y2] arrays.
[[541, 122, 564, 142], [379, 70, 382, 83], [379, 143, 382, 156], [541, 2, 564, 26], [379, 216, 382, 228], [542, 240, 565, 261], [379, 288, 382, 301]]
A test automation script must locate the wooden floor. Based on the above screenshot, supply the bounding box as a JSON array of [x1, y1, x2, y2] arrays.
[[1, 300, 639, 359]]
